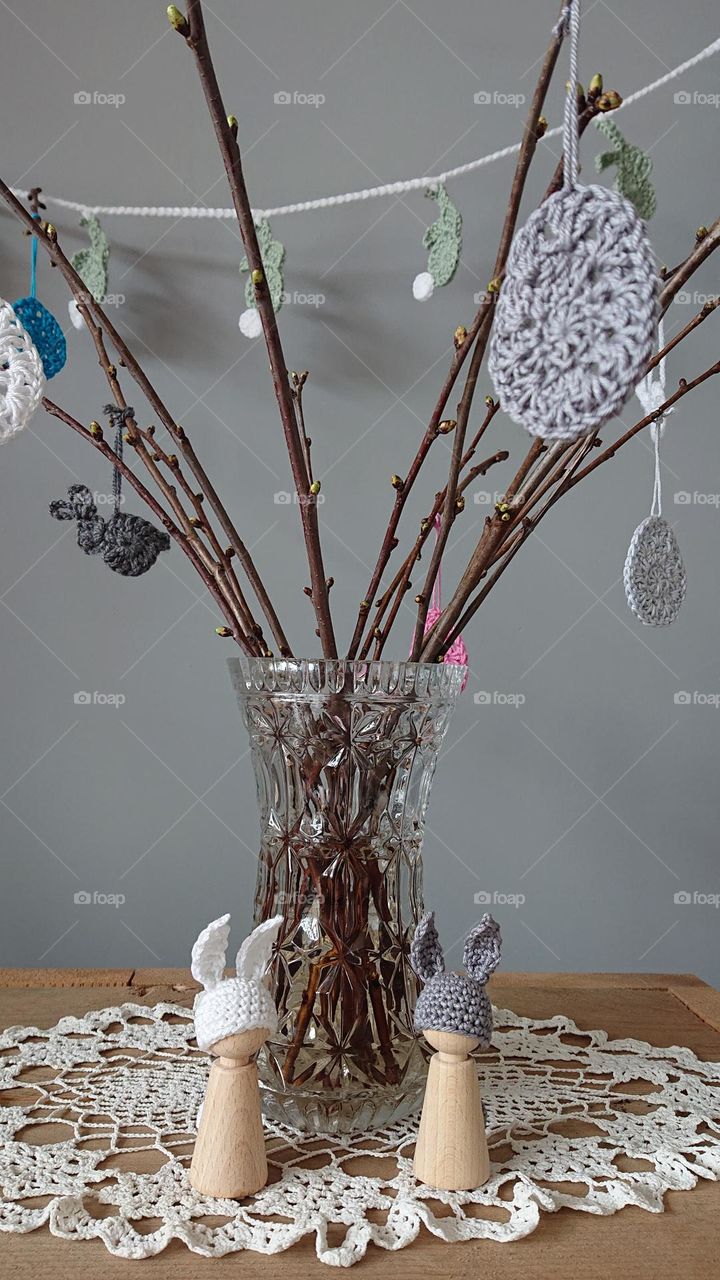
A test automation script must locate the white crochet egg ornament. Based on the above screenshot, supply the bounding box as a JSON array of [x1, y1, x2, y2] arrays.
[[488, 0, 657, 442], [191, 912, 283, 1051], [0, 298, 46, 442]]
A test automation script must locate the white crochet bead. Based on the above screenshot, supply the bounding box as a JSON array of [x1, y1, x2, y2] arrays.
[[239, 308, 263, 339], [623, 515, 686, 626], [193, 978, 278, 1051], [68, 299, 85, 331], [488, 184, 657, 440], [0, 299, 46, 443], [412, 271, 435, 301]]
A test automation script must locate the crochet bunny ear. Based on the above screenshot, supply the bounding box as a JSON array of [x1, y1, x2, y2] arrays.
[[235, 915, 283, 983], [410, 911, 445, 982], [191, 913, 231, 990], [464, 913, 501, 984]]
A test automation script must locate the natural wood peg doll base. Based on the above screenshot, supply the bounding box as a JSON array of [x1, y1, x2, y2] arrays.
[[413, 1029, 489, 1190], [409, 910, 502, 1193], [189, 1026, 269, 1199], [188, 912, 284, 1200]]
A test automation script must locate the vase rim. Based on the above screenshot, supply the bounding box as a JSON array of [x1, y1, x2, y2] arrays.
[[228, 656, 466, 700]]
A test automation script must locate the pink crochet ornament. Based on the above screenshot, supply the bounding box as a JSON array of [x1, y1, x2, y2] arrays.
[[414, 517, 469, 689]]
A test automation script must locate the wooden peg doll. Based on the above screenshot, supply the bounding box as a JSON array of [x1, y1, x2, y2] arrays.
[[189, 912, 283, 1198], [410, 911, 501, 1191]]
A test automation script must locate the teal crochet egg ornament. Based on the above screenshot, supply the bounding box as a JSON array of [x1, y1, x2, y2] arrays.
[[12, 218, 66, 379], [11, 297, 66, 379]]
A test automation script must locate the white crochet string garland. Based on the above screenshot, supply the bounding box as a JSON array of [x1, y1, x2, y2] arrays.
[[6, 35, 719, 223], [488, 0, 658, 442], [1, 999, 719, 1266], [623, 320, 687, 626]]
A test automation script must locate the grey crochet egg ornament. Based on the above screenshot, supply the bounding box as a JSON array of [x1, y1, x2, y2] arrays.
[[624, 516, 686, 626], [410, 911, 501, 1047], [488, 0, 657, 442]]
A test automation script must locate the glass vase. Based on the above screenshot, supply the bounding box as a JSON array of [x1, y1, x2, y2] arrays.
[[228, 657, 465, 1135]]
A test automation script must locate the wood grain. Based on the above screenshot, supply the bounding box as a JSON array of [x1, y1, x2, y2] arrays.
[[413, 1030, 489, 1189], [190, 1027, 270, 1198], [0, 969, 718, 1278]]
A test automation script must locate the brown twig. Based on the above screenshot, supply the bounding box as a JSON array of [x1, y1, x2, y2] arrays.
[[647, 297, 718, 371], [439, 357, 720, 652], [417, 192, 719, 660], [181, 0, 337, 657], [568, 361, 720, 487], [369, 449, 508, 660], [660, 218, 720, 312], [42, 399, 256, 651], [418, 440, 546, 661], [410, 9, 582, 660], [291, 370, 313, 483], [74, 298, 265, 651], [353, 6, 569, 662], [365, 403, 504, 657], [0, 178, 292, 657]]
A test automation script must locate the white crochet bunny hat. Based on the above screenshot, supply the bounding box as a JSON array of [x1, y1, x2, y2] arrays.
[[191, 913, 284, 1051]]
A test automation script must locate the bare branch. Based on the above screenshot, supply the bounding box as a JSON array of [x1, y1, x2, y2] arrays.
[[182, 0, 337, 657]]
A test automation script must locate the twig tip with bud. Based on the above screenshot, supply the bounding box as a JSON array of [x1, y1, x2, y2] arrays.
[[167, 5, 190, 37]]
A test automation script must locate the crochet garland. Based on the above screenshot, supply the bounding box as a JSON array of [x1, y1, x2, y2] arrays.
[[239, 218, 285, 339], [488, 0, 658, 441], [68, 215, 110, 330], [595, 117, 656, 220], [412, 183, 463, 301]]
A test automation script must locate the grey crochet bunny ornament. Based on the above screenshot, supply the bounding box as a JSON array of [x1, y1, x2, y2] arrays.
[[411, 911, 501, 1046], [49, 405, 170, 577]]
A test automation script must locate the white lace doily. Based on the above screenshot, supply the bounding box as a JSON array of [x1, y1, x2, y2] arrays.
[[1, 1000, 719, 1266]]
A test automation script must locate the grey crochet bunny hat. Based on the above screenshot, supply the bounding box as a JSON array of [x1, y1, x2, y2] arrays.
[[410, 911, 501, 1047]]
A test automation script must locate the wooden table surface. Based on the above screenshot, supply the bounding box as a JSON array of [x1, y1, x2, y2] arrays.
[[1, 968, 718, 1278]]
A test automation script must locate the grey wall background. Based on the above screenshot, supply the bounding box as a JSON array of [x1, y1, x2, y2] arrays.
[[0, 0, 718, 980]]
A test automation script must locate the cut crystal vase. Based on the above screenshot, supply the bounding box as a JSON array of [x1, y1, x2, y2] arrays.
[[229, 657, 465, 1135]]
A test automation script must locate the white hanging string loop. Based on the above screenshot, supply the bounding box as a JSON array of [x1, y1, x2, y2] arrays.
[[651, 422, 663, 517], [5, 34, 720, 222], [560, 0, 581, 189], [635, 318, 672, 518]]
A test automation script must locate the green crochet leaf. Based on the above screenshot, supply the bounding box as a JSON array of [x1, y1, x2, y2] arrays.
[[423, 184, 462, 287], [240, 218, 286, 312], [595, 118, 656, 220], [70, 215, 109, 302]]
